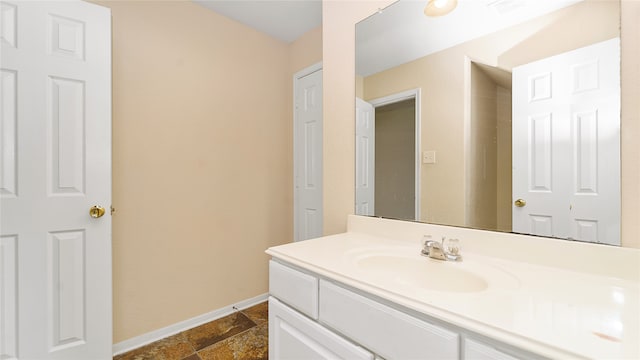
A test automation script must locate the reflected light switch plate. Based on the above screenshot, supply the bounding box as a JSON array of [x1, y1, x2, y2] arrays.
[[423, 151, 436, 164]]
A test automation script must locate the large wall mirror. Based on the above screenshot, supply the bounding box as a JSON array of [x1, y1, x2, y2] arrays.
[[355, 0, 621, 245]]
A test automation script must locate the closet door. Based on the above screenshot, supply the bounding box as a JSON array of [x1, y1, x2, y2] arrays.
[[0, 1, 112, 358], [512, 38, 620, 245]]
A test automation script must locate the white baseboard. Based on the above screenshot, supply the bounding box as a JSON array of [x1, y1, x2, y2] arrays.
[[112, 293, 269, 356]]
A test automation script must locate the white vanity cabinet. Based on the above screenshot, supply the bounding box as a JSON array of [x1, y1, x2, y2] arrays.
[[269, 259, 542, 360]]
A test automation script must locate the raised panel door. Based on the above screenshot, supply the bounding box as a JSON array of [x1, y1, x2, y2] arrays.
[[0, 1, 111, 358]]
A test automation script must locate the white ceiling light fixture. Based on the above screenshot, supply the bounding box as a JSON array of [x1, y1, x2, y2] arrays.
[[424, 0, 458, 17]]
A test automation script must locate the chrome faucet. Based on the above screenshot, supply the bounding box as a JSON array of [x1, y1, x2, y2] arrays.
[[421, 236, 462, 262]]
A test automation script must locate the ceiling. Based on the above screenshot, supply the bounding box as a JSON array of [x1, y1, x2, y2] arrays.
[[356, 0, 583, 76], [190, 0, 583, 72], [192, 0, 322, 43]]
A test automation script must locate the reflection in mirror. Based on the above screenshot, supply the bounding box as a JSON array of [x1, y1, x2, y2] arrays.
[[355, 0, 621, 245]]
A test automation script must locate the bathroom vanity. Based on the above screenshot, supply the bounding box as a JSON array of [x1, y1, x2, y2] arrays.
[[266, 216, 639, 359]]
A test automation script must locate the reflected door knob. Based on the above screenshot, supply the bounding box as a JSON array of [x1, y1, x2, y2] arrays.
[[514, 199, 526, 207], [89, 206, 106, 218]]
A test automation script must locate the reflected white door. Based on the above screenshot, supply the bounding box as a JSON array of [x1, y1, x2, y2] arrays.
[[355, 97, 374, 216], [512, 38, 620, 245], [0, 1, 112, 358], [294, 67, 322, 241]]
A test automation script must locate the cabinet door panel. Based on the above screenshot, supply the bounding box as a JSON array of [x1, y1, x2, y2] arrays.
[[319, 280, 459, 359], [269, 297, 373, 360]]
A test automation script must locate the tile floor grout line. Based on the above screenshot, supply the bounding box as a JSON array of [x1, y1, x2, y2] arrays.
[[194, 321, 259, 355], [236, 307, 260, 327], [185, 311, 260, 353], [185, 338, 198, 359], [195, 322, 268, 360]]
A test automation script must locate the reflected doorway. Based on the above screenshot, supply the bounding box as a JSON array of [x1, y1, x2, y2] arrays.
[[467, 61, 512, 232], [375, 99, 416, 220], [355, 89, 421, 221]]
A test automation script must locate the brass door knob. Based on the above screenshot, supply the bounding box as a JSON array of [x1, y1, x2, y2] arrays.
[[514, 199, 526, 207], [89, 206, 106, 218]]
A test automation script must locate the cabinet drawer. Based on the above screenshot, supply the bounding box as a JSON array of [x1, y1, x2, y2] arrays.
[[319, 280, 459, 359], [269, 297, 373, 360], [464, 339, 521, 360], [269, 260, 319, 319]]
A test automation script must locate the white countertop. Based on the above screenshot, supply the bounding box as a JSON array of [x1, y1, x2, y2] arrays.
[[266, 226, 640, 359]]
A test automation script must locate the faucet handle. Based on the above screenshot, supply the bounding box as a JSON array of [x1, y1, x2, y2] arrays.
[[445, 238, 461, 255], [422, 234, 434, 247], [422, 234, 432, 243], [421, 235, 434, 256]]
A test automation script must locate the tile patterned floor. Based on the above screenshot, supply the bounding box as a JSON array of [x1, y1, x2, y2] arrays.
[[114, 302, 268, 360]]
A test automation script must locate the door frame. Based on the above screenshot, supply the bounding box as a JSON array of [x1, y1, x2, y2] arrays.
[[293, 62, 323, 242], [367, 88, 421, 221], [463, 56, 475, 228]]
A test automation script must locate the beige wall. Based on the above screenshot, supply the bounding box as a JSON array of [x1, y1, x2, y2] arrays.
[[290, 26, 323, 74], [93, 0, 321, 343], [468, 66, 511, 233], [364, 51, 467, 226], [324, 0, 639, 248], [469, 64, 498, 230], [620, 1, 640, 249], [362, 0, 619, 229], [355, 75, 364, 99]]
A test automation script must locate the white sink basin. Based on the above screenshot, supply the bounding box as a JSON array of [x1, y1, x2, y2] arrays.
[[356, 255, 488, 293], [346, 248, 520, 294]]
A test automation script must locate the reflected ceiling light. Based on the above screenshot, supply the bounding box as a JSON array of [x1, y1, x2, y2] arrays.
[[424, 0, 458, 17]]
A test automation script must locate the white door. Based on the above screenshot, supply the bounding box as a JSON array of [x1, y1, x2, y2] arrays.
[[512, 38, 620, 245], [355, 97, 375, 216], [294, 66, 322, 241], [0, 1, 112, 359]]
